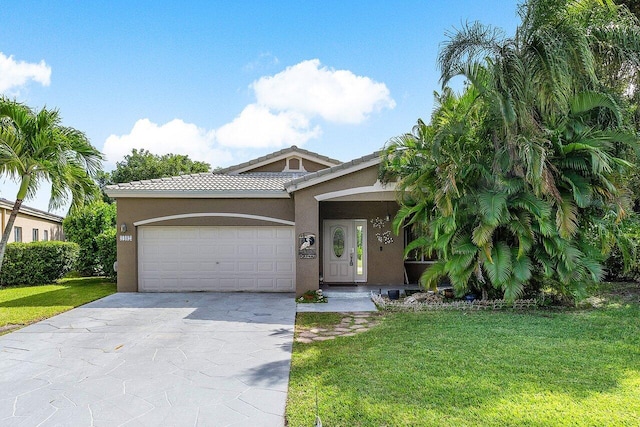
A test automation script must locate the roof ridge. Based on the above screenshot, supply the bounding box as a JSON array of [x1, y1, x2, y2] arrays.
[[216, 145, 341, 174]]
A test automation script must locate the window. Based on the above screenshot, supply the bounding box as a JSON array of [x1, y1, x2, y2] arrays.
[[404, 227, 436, 263], [32, 229, 39, 242], [43, 230, 49, 241], [14, 226, 22, 243]]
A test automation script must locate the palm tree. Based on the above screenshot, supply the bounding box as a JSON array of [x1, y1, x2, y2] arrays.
[[0, 98, 103, 271], [382, 0, 640, 301], [438, 0, 640, 196]]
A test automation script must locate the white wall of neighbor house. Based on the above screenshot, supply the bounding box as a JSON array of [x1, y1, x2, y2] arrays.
[[0, 209, 64, 243]]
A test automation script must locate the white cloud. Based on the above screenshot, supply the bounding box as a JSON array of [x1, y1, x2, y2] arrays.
[[102, 59, 395, 164], [252, 59, 395, 124], [0, 52, 51, 93], [102, 118, 231, 170], [216, 104, 321, 148]]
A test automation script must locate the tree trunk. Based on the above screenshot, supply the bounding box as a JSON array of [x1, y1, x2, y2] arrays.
[[0, 198, 24, 274]]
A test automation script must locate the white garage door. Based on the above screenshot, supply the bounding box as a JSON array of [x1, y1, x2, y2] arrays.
[[138, 226, 295, 292]]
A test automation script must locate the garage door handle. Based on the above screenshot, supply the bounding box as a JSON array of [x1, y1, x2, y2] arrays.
[[350, 253, 353, 266]]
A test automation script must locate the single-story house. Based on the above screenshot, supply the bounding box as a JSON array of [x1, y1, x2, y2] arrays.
[[0, 198, 64, 243], [106, 146, 429, 295]]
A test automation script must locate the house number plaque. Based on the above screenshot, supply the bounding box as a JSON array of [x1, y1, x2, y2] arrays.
[[298, 233, 316, 259]]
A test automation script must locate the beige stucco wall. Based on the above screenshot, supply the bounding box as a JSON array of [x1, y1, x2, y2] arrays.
[[0, 208, 64, 243], [115, 197, 295, 292], [319, 201, 403, 285], [293, 164, 404, 295], [249, 158, 332, 173]]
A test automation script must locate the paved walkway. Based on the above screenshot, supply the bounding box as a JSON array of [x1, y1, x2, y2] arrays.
[[296, 290, 378, 313], [0, 293, 296, 427], [295, 312, 381, 343]]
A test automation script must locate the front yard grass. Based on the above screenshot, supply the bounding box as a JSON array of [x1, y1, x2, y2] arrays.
[[0, 277, 116, 330], [287, 284, 640, 426]]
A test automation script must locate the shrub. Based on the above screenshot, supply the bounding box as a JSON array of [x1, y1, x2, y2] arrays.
[[604, 216, 640, 282], [0, 241, 79, 286], [63, 202, 116, 275], [96, 228, 117, 280]]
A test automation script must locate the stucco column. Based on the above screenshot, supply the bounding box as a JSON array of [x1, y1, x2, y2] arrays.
[[116, 202, 138, 292], [294, 191, 319, 296]]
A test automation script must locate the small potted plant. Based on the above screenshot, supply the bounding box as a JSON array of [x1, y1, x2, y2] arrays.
[[296, 289, 328, 303]]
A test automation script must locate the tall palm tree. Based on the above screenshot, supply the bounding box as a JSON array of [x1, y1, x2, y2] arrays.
[[382, 0, 640, 301], [438, 0, 640, 196], [0, 98, 103, 271]]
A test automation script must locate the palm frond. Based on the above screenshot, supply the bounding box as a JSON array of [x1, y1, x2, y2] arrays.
[[483, 241, 513, 286], [555, 196, 579, 238]]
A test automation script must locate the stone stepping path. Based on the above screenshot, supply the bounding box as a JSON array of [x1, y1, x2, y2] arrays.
[[295, 312, 380, 343]]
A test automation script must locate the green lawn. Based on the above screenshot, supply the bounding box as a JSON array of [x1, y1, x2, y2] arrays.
[[287, 285, 640, 426], [0, 277, 116, 329]]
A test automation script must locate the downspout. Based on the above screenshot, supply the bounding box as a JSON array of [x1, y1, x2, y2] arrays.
[[1, 207, 4, 236]]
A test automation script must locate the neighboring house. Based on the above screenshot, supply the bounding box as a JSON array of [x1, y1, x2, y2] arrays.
[[106, 146, 428, 295], [0, 198, 64, 243]]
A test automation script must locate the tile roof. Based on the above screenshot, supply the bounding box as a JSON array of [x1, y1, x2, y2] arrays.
[[0, 198, 64, 222], [104, 149, 384, 197], [105, 172, 305, 194]]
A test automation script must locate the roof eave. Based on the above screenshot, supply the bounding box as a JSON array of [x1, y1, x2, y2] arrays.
[[285, 155, 381, 193], [0, 199, 64, 222], [104, 190, 291, 199]]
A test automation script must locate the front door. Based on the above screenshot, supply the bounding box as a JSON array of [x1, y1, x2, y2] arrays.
[[323, 219, 367, 283]]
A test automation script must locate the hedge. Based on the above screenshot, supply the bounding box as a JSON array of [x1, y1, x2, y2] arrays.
[[0, 241, 79, 286], [62, 202, 116, 276], [96, 228, 117, 280]]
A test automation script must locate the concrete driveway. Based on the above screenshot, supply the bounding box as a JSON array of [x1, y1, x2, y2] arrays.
[[0, 293, 296, 426]]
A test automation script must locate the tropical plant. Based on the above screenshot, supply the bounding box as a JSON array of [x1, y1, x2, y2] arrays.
[[0, 98, 103, 272], [95, 227, 117, 280], [63, 201, 116, 276], [382, 0, 640, 301]]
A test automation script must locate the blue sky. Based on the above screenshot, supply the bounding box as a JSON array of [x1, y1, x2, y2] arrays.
[[1, 1, 519, 213]]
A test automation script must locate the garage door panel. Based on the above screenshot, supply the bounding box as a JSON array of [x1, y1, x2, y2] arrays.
[[255, 228, 274, 239], [199, 228, 218, 238], [238, 262, 256, 272], [217, 244, 237, 255], [257, 262, 275, 272], [218, 262, 236, 272], [219, 278, 239, 290], [276, 262, 294, 273], [276, 245, 293, 255], [218, 228, 237, 239], [257, 278, 276, 290], [256, 245, 275, 256], [276, 228, 293, 238], [138, 226, 295, 292], [276, 278, 294, 290], [237, 245, 256, 256]]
